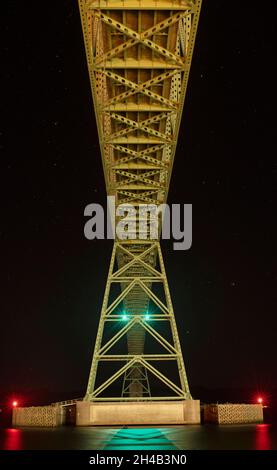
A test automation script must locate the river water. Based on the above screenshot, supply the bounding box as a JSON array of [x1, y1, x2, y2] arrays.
[[0, 424, 276, 450]]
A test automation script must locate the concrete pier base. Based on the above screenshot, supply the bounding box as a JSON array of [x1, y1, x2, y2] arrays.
[[204, 403, 263, 424], [76, 400, 200, 426], [12, 405, 64, 427]]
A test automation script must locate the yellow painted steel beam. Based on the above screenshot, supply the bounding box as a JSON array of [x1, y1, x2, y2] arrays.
[[78, 1, 202, 401], [86, 1, 195, 11], [79, 0, 201, 212]]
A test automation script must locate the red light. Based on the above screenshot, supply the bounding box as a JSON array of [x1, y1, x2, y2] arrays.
[[12, 401, 18, 407], [257, 397, 263, 404]]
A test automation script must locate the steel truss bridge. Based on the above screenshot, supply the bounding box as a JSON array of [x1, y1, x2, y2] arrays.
[[78, 0, 202, 402]]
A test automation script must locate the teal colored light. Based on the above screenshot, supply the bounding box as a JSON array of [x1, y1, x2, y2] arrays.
[[104, 428, 177, 451], [122, 314, 128, 321], [145, 314, 150, 321]]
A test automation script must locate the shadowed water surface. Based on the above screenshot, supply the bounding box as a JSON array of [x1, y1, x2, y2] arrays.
[[0, 424, 276, 450]]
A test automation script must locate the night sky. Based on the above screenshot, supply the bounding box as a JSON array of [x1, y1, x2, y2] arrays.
[[1, 1, 276, 409]]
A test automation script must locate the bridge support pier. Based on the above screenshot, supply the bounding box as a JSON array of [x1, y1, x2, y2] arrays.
[[76, 400, 200, 426]]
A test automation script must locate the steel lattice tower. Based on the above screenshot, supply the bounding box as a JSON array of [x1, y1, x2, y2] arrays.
[[78, 0, 202, 402]]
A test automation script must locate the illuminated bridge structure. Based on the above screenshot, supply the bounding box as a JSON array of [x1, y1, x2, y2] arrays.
[[78, 0, 202, 408]]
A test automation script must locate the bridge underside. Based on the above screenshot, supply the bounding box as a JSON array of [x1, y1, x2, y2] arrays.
[[78, 0, 202, 412]]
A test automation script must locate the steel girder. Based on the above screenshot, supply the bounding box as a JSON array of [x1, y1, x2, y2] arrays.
[[78, 0, 202, 400], [84, 241, 191, 401]]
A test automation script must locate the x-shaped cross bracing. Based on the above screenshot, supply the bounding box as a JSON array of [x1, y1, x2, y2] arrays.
[[93, 11, 191, 66]]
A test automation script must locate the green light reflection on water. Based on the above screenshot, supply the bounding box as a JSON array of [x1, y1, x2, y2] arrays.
[[104, 427, 177, 450]]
